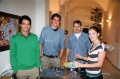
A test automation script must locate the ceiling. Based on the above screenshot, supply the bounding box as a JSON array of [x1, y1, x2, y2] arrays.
[[49, 0, 120, 26], [60, 0, 109, 11], [50, 0, 120, 12]]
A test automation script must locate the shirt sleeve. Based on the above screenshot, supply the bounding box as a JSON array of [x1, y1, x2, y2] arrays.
[[66, 36, 71, 49], [10, 37, 18, 73], [99, 43, 106, 52], [60, 32, 65, 49], [86, 35, 91, 51], [39, 28, 45, 45], [35, 36, 40, 68]]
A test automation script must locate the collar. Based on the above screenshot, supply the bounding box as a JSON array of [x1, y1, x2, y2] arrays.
[[74, 32, 81, 36], [74, 32, 81, 39], [53, 27, 58, 31], [20, 31, 31, 38], [51, 26, 59, 31]]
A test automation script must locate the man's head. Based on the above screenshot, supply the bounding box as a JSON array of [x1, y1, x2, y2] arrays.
[[19, 15, 31, 33], [73, 20, 82, 34], [51, 13, 61, 28]]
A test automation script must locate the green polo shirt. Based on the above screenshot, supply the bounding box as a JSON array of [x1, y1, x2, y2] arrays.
[[10, 32, 40, 73]]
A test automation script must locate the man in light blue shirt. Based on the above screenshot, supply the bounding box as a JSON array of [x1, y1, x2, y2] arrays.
[[39, 13, 65, 70], [65, 20, 91, 64]]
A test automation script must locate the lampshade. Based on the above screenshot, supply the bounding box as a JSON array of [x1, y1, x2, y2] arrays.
[[106, 20, 110, 22]]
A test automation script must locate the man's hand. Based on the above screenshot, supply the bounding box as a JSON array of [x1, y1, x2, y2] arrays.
[[65, 59, 68, 63], [40, 53, 43, 58]]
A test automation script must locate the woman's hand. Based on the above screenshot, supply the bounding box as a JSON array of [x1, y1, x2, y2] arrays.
[[74, 61, 83, 68], [75, 53, 83, 59]]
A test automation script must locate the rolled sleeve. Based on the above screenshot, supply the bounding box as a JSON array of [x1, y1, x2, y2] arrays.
[[86, 36, 91, 50], [39, 28, 45, 45], [66, 36, 71, 49], [60, 32, 65, 49]]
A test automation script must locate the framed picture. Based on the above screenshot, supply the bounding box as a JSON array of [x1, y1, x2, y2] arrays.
[[0, 11, 20, 52]]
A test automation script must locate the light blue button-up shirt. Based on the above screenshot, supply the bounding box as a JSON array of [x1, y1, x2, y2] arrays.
[[67, 32, 91, 63], [39, 26, 65, 56]]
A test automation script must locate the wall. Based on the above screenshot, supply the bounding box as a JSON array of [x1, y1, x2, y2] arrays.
[[60, 0, 103, 48], [60, 0, 120, 69], [35, 0, 49, 37], [61, 0, 103, 35], [102, 0, 120, 69], [0, 0, 49, 75], [49, 0, 60, 14], [0, 0, 36, 33]]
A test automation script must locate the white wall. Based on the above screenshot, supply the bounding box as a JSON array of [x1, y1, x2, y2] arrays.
[[102, 0, 120, 69], [0, 0, 36, 33], [0, 0, 49, 75], [36, 0, 49, 37]]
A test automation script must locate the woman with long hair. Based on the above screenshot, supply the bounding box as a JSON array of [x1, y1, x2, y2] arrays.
[[74, 26, 106, 79]]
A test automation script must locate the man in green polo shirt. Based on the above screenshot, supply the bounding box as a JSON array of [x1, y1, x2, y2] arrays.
[[10, 15, 40, 79]]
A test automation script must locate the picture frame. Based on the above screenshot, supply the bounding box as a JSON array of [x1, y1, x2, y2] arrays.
[[0, 11, 20, 52]]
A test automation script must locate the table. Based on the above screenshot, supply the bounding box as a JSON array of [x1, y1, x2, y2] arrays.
[[40, 75, 85, 79], [39, 69, 85, 79]]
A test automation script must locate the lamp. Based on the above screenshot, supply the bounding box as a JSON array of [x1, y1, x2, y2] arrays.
[[106, 19, 110, 22], [99, 22, 102, 25]]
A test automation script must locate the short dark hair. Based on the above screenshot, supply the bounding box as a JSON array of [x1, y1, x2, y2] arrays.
[[19, 15, 31, 25], [73, 20, 82, 26], [51, 13, 61, 21]]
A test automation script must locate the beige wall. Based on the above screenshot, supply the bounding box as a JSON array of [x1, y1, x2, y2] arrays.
[[60, 0, 103, 35], [49, 0, 60, 14], [102, 0, 120, 69]]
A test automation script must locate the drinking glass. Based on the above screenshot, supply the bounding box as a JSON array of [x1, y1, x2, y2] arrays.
[[55, 71, 62, 76]]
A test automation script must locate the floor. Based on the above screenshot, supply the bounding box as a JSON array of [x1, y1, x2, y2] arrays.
[[102, 58, 120, 79], [60, 52, 120, 79]]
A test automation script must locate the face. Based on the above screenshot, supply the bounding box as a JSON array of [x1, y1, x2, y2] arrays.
[[20, 19, 31, 32], [88, 29, 99, 42], [73, 23, 82, 34], [51, 16, 60, 27]]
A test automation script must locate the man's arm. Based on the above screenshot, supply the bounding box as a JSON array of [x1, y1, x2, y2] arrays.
[[39, 28, 45, 58], [40, 44, 43, 58], [59, 48, 64, 59], [59, 31, 65, 58], [10, 37, 18, 73], [65, 35, 71, 62], [35, 36, 40, 68], [65, 48, 70, 62], [86, 34, 91, 50]]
